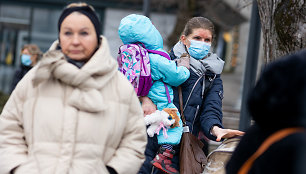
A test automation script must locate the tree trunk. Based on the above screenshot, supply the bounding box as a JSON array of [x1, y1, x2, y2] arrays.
[[257, 0, 305, 63], [166, 0, 196, 48]]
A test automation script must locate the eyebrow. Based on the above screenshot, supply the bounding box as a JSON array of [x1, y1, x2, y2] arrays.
[[193, 35, 212, 39], [61, 27, 90, 31]]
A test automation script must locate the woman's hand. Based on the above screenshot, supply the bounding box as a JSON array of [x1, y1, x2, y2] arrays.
[[176, 53, 190, 69], [139, 96, 157, 116], [211, 126, 245, 142]]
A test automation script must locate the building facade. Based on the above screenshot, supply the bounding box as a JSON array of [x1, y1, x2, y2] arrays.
[[0, 0, 247, 94]]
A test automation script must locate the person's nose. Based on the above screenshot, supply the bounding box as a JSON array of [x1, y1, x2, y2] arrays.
[[72, 34, 80, 45]]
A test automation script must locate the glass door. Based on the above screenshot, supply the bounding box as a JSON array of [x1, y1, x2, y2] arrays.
[[0, 27, 29, 94]]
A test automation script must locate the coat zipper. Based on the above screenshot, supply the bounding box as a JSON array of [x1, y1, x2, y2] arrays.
[[191, 105, 200, 133]]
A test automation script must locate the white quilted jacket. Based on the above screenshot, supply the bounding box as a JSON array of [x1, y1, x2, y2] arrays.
[[0, 36, 147, 174]]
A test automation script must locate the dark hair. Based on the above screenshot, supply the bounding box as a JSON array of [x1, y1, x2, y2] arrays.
[[248, 50, 306, 130], [182, 17, 215, 42], [58, 2, 101, 45]]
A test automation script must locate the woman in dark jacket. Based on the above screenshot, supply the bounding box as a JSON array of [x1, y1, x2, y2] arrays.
[[169, 17, 243, 142], [226, 50, 306, 174], [10, 44, 42, 93], [140, 17, 243, 174]]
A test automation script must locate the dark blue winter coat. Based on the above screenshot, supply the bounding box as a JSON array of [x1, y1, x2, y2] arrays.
[[170, 41, 224, 141]]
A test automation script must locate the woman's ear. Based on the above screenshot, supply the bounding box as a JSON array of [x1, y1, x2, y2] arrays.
[[180, 35, 188, 47], [31, 54, 38, 65]]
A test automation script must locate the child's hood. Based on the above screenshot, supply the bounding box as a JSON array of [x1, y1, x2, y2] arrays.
[[118, 14, 163, 50]]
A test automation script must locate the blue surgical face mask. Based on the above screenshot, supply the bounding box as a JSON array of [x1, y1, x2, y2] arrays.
[[21, 54, 32, 66], [187, 39, 211, 60]]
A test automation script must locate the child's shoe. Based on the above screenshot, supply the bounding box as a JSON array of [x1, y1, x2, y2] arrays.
[[151, 147, 179, 174]]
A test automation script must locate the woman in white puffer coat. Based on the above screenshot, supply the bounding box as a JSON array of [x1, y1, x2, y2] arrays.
[[0, 2, 147, 174]]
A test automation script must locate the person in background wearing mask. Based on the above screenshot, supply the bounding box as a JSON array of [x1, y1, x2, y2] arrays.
[[141, 16, 244, 173], [10, 44, 42, 93]]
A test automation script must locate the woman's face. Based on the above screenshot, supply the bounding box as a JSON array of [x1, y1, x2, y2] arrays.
[[22, 48, 37, 65], [59, 12, 98, 61], [181, 28, 212, 48]]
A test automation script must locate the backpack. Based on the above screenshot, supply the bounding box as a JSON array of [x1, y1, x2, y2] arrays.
[[117, 43, 151, 96], [117, 43, 171, 97]]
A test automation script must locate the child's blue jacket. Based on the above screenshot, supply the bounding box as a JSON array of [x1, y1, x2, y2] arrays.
[[118, 14, 190, 145]]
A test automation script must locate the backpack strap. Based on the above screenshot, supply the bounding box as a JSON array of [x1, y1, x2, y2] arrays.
[[238, 127, 305, 174], [178, 86, 187, 127], [147, 49, 171, 60], [135, 42, 171, 60], [164, 83, 171, 104]]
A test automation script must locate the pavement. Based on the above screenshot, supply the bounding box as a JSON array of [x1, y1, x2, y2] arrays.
[[222, 67, 243, 130]]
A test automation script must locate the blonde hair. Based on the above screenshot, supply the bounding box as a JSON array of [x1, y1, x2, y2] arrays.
[[22, 44, 42, 60], [66, 2, 95, 11]]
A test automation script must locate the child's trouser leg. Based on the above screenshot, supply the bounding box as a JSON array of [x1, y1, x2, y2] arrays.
[[161, 144, 173, 150], [153, 104, 182, 173]]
